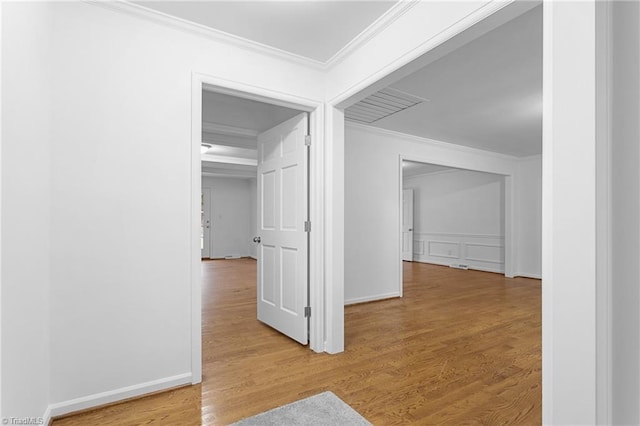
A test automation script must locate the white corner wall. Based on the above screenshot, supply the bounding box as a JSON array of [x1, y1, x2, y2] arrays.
[[202, 177, 253, 258], [345, 123, 517, 304], [611, 1, 640, 423], [1, 2, 52, 420], [0, 0, 325, 418], [515, 155, 542, 279], [404, 170, 505, 273]]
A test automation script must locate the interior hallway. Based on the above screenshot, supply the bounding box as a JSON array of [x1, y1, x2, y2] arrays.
[[53, 259, 541, 425]]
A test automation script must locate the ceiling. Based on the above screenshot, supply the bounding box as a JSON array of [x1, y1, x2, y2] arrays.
[[195, 2, 542, 176], [202, 89, 301, 135], [201, 90, 302, 172], [348, 5, 542, 157], [134, 1, 397, 62]]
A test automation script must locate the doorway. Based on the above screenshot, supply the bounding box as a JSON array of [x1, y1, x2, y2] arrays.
[[400, 160, 509, 291], [190, 75, 326, 383]]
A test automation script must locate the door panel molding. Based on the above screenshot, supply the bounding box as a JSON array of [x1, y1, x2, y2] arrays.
[[256, 112, 309, 345]]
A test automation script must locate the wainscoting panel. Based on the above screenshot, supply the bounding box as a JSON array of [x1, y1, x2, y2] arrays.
[[428, 240, 460, 259], [412, 232, 505, 274]]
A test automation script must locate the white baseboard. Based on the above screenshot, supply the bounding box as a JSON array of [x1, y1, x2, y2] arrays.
[[43, 405, 52, 426], [207, 254, 253, 260], [345, 292, 400, 305], [249, 255, 257, 260], [47, 372, 192, 419], [515, 272, 542, 280], [414, 259, 504, 275]]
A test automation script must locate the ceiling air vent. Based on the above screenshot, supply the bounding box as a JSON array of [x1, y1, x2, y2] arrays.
[[345, 87, 427, 124]]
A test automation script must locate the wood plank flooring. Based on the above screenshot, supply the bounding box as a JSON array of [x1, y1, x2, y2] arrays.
[[53, 259, 541, 425]]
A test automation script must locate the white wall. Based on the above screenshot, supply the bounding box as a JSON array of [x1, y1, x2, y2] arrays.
[[611, 1, 640, 423], [0, 1, 324, 418], [345, 123, 516, 304], [202, 177, 253, 258], [514, 155, 542, 278], [1, 2, 52, 420], [404, 169, 505, 273]]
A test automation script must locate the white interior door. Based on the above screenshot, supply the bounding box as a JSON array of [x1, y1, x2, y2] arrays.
[[255, 113, 309, 344], [201, 187, 212, 259], [402, 188, 414, 261]]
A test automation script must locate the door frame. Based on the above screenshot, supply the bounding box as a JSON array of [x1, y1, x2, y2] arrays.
[[397, 156, 515, 300], [401, 188, 414, 263], [190, 72, 325, 383]]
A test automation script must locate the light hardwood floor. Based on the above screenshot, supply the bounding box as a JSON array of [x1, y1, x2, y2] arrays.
[[53, 259, 541, 425]]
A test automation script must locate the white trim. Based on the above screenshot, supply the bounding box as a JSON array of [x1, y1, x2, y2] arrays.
[[413, 233, 505, 270], [404, 168, 462, 180], [329, 0, 521, 107], [192, 72, 326, 356], [199, 75, 318, 113], [504, 175, 515, 278], [86, 0, 420, 71], [201, 172, 256, 180], [427, 240, 460, 259], [324, 106, 344, 354], [543, 2, 600, 422], [345, 292, 400, 306], [325, 0, 420, 68], [465, 243, 504, 265], [515, 272, 542, 280], [348, 122, 519, 162], [414, 231, 504, 239], [397, 160, 404, 298], [202, 122, 259, 138], [86, 0, 325, 70], [309, 104, 326, 353], [541, 3, 555, 420], [201, 155, 257, 166], [201, 174, 254, 180], [42, 407, 52, 425], [412, 259, 503, 275], [47, 373, 192, 419], [399, 154, 516, 291], [190, 76, 203, 384]]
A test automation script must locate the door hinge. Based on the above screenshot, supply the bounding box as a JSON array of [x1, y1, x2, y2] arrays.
[[304, 221, 311, 232], [304, 135, 311, 146], [304, 306, 311, 318]]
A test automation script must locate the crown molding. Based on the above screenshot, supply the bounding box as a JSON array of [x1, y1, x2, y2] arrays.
[[324, 0, 420, 69], [202, 172, 255, 180], [202, 133, 256, 150], [346, 121, 520, 162], [201, 154, 257, 167], [202, 122, 259, 138], [85, 0, 325, 70], [202, 167, 257, 179], [85, 0, 420, 71]]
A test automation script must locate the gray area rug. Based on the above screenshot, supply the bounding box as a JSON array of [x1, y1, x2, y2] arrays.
[[229, 391, 372, 426]]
